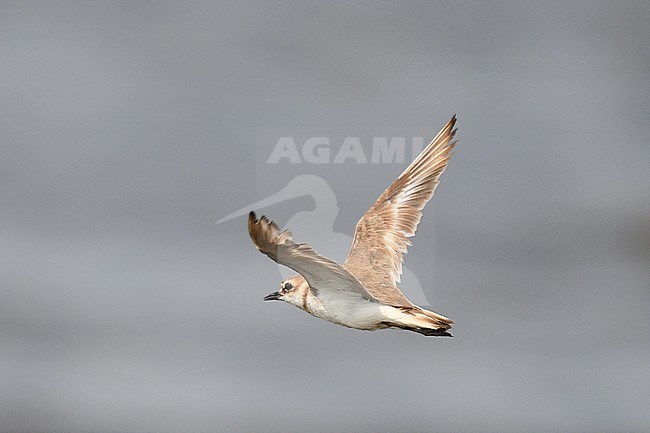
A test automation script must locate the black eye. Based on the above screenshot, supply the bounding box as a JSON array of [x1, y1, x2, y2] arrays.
[[283, 282, 293, 292]]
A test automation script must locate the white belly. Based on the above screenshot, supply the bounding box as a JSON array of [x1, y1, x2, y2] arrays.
[[304, 293, 390, 330]]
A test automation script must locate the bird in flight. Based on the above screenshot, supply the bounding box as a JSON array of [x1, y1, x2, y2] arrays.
[[248, 116, 457, 336]]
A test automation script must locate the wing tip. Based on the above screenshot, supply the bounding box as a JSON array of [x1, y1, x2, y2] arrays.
[[446, 114, 459, 143], [448, 113, 457, 128], [248, 210, 292, 255], [247, 210, 260, 245], [248, 210, 279, 231], [248, 210, 260, 232]]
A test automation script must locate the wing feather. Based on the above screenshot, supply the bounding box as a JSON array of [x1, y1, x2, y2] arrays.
[[343, 116, 458, 306], [248, 212, 378, 302]]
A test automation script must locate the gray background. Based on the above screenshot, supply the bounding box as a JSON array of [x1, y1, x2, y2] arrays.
[[2, 1, 649, 432]]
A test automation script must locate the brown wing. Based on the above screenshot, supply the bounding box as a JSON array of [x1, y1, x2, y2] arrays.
[[343, 116, 458, 306], [248, 212, 379, 303]]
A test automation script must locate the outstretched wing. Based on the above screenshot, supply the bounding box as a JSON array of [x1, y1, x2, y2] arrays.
[[343, 116, 458, 306], [248, 211, 378, 303]]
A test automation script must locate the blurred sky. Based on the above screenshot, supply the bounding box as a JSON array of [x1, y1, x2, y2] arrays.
[[1, 2, 649, 432]]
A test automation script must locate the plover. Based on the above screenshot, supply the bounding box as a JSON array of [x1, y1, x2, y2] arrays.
[[248, 116, 457, 336]]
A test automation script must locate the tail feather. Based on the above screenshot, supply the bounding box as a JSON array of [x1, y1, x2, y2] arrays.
[[408, 327, 453, 337], [418, 306, 454, 328], [382, 305, 453, 337]]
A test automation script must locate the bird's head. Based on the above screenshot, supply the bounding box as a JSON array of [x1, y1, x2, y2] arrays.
[[263, 275, 309, 308]]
